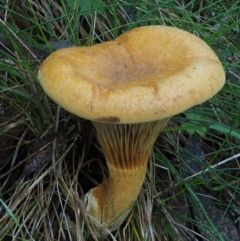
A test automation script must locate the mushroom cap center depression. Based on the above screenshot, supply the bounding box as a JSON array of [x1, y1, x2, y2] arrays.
[[50, 38, 191, 89]]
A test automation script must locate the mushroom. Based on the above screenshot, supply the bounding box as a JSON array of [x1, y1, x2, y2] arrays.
[[38, 26, 225, 236]]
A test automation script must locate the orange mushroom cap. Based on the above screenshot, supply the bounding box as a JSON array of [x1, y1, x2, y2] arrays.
[[38, 25, 225, 124]]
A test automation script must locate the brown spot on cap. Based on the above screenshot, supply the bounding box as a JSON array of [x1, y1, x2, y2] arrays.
[[96, 116, 120, 123]]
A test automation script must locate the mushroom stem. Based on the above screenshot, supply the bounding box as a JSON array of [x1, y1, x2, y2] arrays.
[[85, 118, 170, 233], [87, 162, 148, 232]]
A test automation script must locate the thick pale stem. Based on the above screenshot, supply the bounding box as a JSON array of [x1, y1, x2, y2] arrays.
[[85, 118, 170, 233]]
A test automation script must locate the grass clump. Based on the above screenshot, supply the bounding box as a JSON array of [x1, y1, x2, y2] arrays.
[[0, 0, 240, 240]]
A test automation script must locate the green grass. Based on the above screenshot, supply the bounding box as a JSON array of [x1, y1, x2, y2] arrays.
[[0, 0, 240, 240]]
